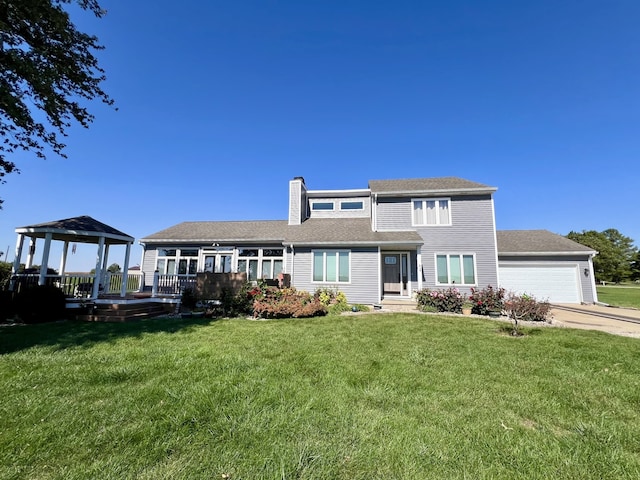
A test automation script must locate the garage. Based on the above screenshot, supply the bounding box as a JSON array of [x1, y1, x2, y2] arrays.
[[497, 230, 598, 305], [499, 263, 581, 303]]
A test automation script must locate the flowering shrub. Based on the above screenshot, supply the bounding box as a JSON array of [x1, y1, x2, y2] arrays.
[[253, 287, 327, 319], [416, 287, 464, 313], [469, 286, 506, 316], [504, 293, 551, 323]]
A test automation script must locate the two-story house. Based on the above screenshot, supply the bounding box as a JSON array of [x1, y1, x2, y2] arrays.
[[140, 176, 598, 305]]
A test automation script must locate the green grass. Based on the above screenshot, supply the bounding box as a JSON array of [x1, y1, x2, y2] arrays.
[[1, 314, 640, 479], [597, 284, 640, 309]]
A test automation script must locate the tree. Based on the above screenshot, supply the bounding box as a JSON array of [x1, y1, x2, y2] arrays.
[[107, 262, 120, 273], [567, 229, 638, 283], [0, 0, 114, 206]]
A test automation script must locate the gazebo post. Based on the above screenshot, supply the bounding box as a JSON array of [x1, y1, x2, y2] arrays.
[[120, 243, 131, 298], [92, 236, 105, 299], [26, 237, 36, 269], [38, 232, 53, 286], [102, 244, 110, 293], [9, 234, 25, 291], [59, 241, 69, 277]]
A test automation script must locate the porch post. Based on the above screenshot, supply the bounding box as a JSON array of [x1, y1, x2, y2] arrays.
[[120, 243, 131, 298], [26, 237, 36, 269], [9, 234, 25, 291], [92, 236, 105, 299], [416, 250, 423, 292], [38, 232, 53, 286], [101, 244, 110, 294], [59, 241, 69, 277], [152, 270, 159, 297]]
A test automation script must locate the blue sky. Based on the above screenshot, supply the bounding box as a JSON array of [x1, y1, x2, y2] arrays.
[[1, 0, 638, 271]]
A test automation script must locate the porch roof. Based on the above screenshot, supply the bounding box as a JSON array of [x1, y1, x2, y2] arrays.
[[16, 216, 134, 245]]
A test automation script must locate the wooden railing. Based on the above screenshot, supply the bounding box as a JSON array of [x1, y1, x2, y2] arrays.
[[10, 272, 144, 298]]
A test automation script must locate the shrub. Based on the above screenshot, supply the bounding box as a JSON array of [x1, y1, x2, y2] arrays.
[[180, 287, 198, 310], [219, 282, 258, 317], [416, 287, 464, 313], [504, 293, 552, 323], [253, 287, 326, 319], [314, 287, 349, 315], [0, 290, 16, 321], [14, 285, 67, 324], [469, 285, 506, 316]]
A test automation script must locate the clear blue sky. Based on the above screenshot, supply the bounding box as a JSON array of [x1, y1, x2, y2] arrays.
[[1, 0, 639, 271]]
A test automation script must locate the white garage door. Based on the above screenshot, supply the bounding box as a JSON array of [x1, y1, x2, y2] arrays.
[[499, 264, 581, 304]]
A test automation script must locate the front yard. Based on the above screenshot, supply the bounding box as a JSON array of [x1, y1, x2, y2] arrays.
[[597, 284, 640, 309], [1, 314, 639, 479]]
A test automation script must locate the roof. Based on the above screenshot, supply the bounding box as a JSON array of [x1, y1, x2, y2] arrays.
[[16, 215, 134, 245], [140, 220, 289, 243], [369, 177, 497, 196], [497, 230, 597, 256], [285, 218, 423, 247], [142, 218, 423, 247]]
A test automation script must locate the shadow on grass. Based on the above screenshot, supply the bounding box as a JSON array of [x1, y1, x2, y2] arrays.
[[0, 316, 216, 354]]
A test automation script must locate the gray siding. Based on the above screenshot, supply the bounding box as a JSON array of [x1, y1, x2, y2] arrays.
[[288, 179, 307, 225], [291, 246, 380, 304], [377, 195, 498, 295], [142, 247, 157, 288], [499, 255, 596, 303], [308, 196, 371, 219]]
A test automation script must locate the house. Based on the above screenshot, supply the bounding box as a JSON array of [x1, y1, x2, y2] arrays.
[[139, 177, 598, 305]]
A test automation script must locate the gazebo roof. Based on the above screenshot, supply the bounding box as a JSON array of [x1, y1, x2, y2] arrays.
[[16, 215, 134, 245]]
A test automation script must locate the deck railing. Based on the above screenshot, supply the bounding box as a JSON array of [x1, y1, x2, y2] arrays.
[[152, 273, 197, 296], [10, 272, 144, 298]]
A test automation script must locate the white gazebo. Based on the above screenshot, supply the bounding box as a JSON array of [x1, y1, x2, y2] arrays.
[[10, 216, 135, 299]]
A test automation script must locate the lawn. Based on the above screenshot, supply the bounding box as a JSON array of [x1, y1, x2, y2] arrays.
[[597, 284, 640, 309], [1, 314, 640, 479]]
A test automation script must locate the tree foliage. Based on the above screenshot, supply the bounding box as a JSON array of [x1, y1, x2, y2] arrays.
[[0, 0, 113, 205], [567, 229, 638, 283]]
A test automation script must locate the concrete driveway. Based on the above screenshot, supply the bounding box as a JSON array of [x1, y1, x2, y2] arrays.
[[550, 304, 640, 338]]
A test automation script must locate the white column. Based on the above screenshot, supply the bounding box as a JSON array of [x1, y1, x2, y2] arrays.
[[59, 241, 69, 277], [38, 232, 53, 286], [26, 237, 36, 269], [101, 244, 110, 293], [120, 243, 131, 298], [92, 236, 105, 299], [417, 250, 423, 292], [9, 234, 25, 291]]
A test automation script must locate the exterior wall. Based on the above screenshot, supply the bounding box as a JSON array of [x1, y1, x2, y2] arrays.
[[291, 246, 380, 304], [499, 255, 596, 303], [141, 247, 157, 288], [307, 196, 371, 219], [288, 179, 307, 225], [376, 194, 499, 294]]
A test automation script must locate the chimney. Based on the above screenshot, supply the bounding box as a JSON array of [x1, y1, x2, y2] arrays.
[[288, 177, 307, 225]]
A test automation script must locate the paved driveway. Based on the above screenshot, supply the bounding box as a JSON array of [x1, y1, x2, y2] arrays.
[[550, 304, 640, 338]]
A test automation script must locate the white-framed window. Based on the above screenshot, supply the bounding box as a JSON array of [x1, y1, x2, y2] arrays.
[[157, 248, 197, 275], [412, 198, 451, 226], [340, 200, 364, 211], [435, 253, 476, 285], [312, 250, 350, 283], [237, 248, 283, 281], [204, 250, 233, 273], [311, 201, 334, 211]]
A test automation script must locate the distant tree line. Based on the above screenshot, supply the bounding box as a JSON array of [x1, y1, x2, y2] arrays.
[[567, 229, 640, 283]]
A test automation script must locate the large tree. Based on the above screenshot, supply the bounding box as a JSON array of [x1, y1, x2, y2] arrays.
[[0, 0, 113, 206], [567, 229, 638, 283]]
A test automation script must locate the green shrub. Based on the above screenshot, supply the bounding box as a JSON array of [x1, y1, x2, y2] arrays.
[[469, 285, 506, 316], [504, 293, 552, 322], [253, 287, 327, 319], [416, 287, 464, 313], [219, 282, 258, 317], [14, 285, 67, 324], [0, 290, 16, 321], [180, 287, 198, 310], [314, 287, 349, 315]]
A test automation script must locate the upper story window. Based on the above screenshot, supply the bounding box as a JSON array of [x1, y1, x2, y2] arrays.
[[340, 201, 364, 210], [311, 202, 334, 211], [412, 198, 451, 226]]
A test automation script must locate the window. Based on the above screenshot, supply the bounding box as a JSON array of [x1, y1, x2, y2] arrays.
[[157, 248, 197, 275], [412, 198, 450, 226], [204, 254, 232, 273], [237, 247, 283, 280], [436, 254, 475, 285], [340, 201, 363, 210], [312, 250, 350, 283], [311, 202, 334, 211]]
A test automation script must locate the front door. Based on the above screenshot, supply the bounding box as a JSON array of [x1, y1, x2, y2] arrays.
[[383, 253, 409, 296]]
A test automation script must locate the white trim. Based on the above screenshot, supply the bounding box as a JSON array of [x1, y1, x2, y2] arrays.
[[434, 252, 478, 286], [311, 249, 352, 284], [411, 197, 452, 227], [339, 200, 365, 211], [310, 201, 335, 211], [491, 196, 500, 288]]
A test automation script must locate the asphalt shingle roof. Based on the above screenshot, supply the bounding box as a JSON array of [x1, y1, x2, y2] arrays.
[[141, 220, 288, 243], [369, 177, 496, 195], [17, 215, 133, 244], [497, 230, 596, 254]]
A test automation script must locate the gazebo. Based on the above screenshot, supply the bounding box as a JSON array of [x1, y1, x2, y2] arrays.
[[10, 216, 135, 299]]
